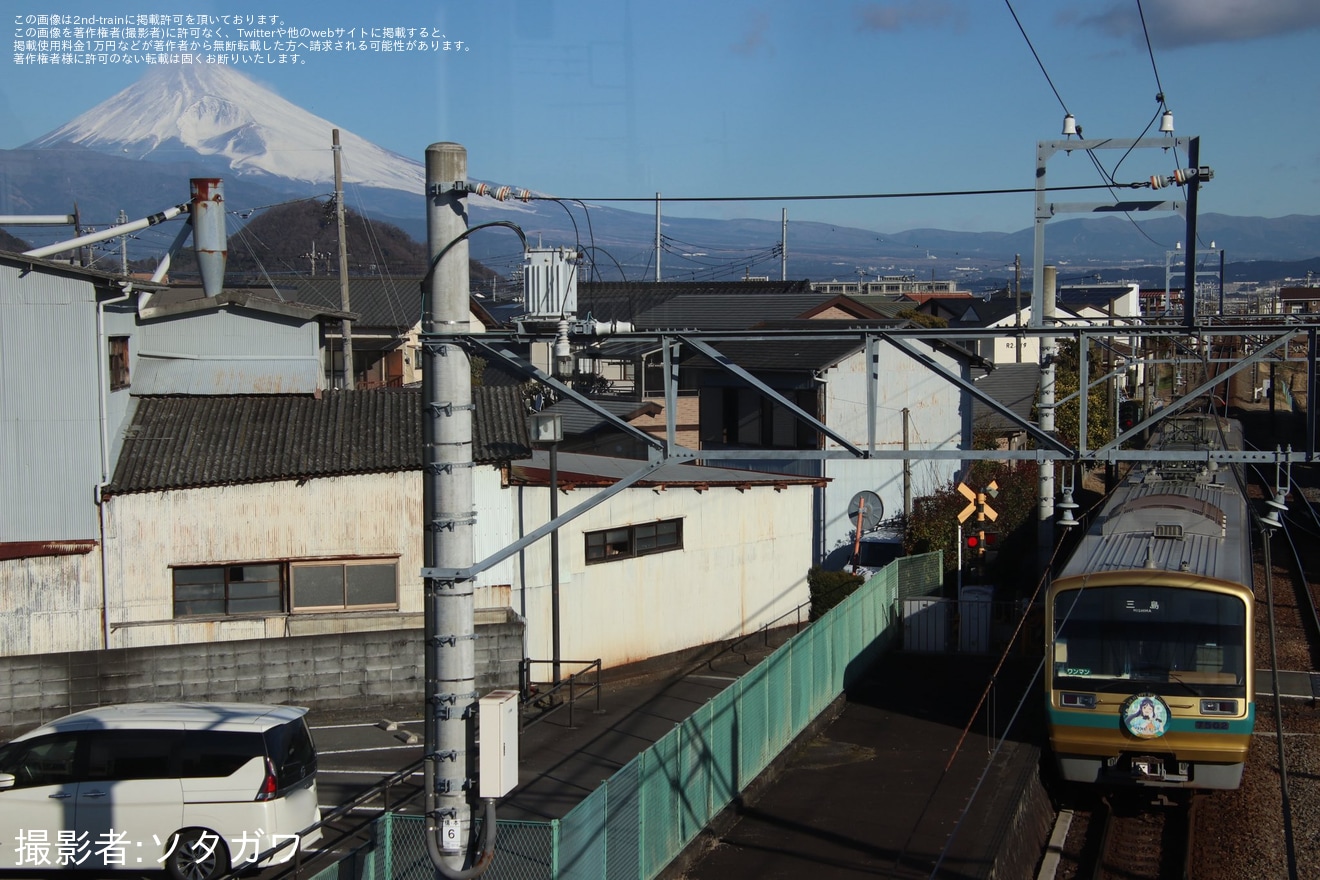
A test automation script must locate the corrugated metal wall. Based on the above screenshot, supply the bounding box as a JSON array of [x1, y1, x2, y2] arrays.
[[1, 265, 118, 542]]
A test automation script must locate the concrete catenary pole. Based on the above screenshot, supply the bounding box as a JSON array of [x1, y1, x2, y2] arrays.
[[423, 143, 489, 876], [1037, 266, 1057, 573]]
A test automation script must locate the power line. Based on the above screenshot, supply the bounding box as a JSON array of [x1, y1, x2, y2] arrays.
[[1003, 0, 1069, 114], [534, 182, 1139, 205]]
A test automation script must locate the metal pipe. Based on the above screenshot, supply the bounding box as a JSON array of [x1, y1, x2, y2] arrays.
[[96, 281, 134, 651], [0, 214, 76, 225], [189, 179, 226, 298], [550, 441, 561, 684], [23, 203, 189, 260]]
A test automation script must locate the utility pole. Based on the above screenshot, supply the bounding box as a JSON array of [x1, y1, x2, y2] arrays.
[[781, 208, 787, 282], [654, 192, 661, 282], [118, 210, 129, 275], [334, 129, 354, 390], [902, 408, 912, 519], [1014, 253, 1022, 363]]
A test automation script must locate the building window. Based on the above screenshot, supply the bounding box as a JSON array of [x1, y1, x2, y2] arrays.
[[172, 559, 399, 617], [172, 565, 284, 617], [291, 561, 398, 611], [585, 518, 683, 564], [108, 336, 130, 390]]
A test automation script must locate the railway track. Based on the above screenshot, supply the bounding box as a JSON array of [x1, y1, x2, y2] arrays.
[[1090, 795, 1195, 880], [1043, 387, 1320, 880], [1185, 401, 1320, 879]]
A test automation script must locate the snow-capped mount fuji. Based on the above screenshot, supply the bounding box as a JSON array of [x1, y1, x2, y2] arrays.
[[23, 64, 424, 193]]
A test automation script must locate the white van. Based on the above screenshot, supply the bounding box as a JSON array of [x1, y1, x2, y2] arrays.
[[0, 702, 321, 879]]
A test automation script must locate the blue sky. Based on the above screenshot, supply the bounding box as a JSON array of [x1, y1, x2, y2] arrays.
[[5, 0, 1319, 234]]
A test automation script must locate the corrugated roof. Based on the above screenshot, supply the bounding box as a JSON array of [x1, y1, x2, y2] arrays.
[[510, 450, 826, 489], [106, 387, 530, 495]]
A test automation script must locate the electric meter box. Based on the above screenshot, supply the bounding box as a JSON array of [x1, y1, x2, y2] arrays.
[[479, 689, 520, 798], [523, 247, 578, 318]]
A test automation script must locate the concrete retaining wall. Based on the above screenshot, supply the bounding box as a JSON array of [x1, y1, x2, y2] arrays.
[[0, 614, 524, 736]]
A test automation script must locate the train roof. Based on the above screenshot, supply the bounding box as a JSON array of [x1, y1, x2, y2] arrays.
[[1055, 468, 1253, 589]]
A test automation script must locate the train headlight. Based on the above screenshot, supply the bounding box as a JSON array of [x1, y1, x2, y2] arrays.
[[1200, 699, 1238, 715], [1060, 692, 1097, 709]]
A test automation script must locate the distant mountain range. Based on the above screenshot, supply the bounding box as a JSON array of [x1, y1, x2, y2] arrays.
[[3, 64, 1318, 287]]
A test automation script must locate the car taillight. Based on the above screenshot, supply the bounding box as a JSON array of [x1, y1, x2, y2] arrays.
[[256, 757, 279, 801]]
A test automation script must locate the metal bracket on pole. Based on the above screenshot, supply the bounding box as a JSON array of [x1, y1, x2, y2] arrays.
[[426, 461, 475, 475], [429, 633, 480, 647], [428, 513, 478, 531], [432, 776, 470, 794], [430, 402, 476, 417]]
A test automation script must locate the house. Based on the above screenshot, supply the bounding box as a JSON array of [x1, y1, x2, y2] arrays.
[[1280, 286, 1320, 316], [971, 363, 1040, 451], [0, 250, 346, 659], [235, 276, 502, 388], [508, 281, 979, 568], [809, 277, 969, 297], [1, 253, 149, 657], [0, 251, 826, 726], [914, 294, 1039, 365], [90, 388, 822, 705]]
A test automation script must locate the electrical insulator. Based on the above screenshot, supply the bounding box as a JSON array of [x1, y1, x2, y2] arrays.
[[1150, 166, 1214, 189]]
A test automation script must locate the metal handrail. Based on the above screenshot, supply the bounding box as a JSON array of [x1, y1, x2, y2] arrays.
[[519, 658, 602, 730], [240, 758, 428, 880]]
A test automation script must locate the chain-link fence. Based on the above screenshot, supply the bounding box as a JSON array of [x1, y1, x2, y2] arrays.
[[358, 552, 940, 880]]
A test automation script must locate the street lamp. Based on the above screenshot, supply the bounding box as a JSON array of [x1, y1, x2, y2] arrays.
[[527, 412, 564, 684]]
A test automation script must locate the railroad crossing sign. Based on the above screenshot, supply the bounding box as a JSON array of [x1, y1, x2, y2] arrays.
[[956, 481, 999, 523]]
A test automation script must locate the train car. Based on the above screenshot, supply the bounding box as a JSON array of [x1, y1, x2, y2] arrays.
[[1045, 414, 1254, 789]]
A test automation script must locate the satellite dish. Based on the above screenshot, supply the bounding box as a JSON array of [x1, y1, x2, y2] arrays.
[[847, 491, 884, 533]]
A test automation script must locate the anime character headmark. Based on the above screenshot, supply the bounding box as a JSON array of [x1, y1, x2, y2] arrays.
[[1122, 694, 1168, 738]]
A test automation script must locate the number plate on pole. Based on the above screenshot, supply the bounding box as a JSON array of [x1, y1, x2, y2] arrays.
[[441, 816, 461, 852]]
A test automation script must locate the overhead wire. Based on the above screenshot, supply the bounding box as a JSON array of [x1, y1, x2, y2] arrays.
[[1003, 0, 1184, 251]]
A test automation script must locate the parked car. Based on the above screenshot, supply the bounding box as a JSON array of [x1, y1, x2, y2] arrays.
[[0, 702, 321, 879]]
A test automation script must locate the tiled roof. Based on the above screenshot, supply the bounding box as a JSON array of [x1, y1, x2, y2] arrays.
[[972, 364, 1040, 432], [635, 293, 838, 330], [539, 397, 662, 436], [578, 280, 816, 326], [106, 387, 530, 495], [282, 277, 425, 329], [683, 338, 864, 373]]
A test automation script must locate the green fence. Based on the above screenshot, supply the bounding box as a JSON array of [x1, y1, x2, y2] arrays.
[[366, 552, 942, 880]]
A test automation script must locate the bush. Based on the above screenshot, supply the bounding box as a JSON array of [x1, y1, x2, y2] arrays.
[[807, 566, 864, 621]]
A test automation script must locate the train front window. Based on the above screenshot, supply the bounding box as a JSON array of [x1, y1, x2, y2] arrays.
[[1052, 586, 1246, 690]]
